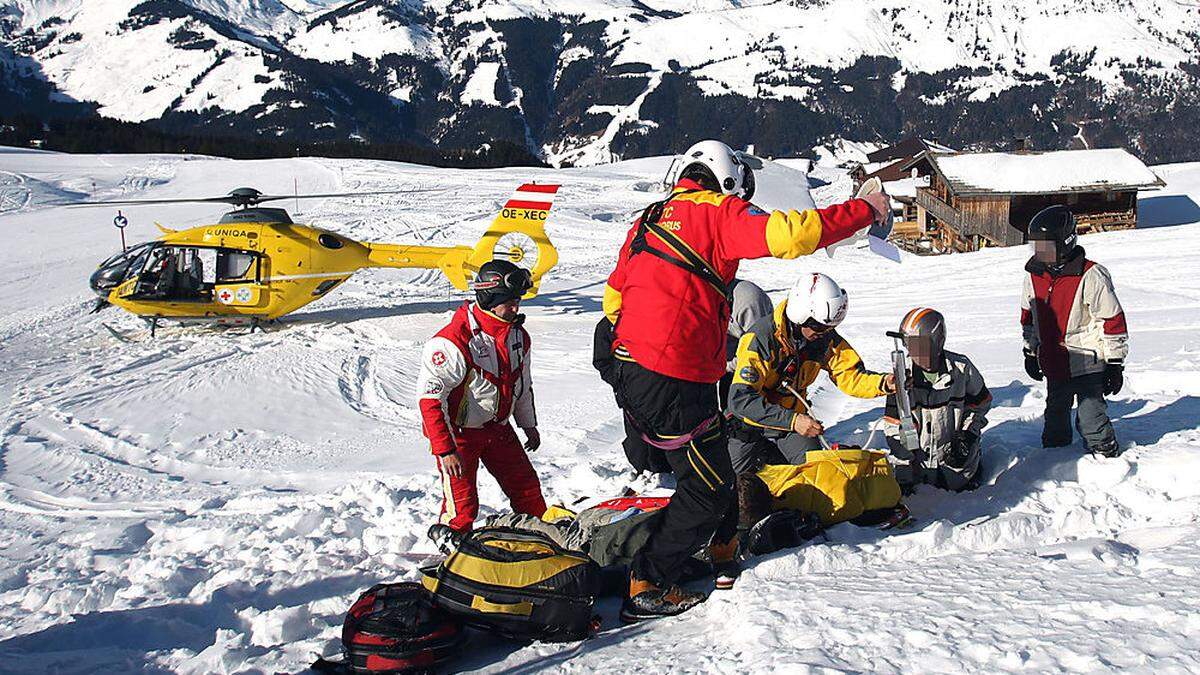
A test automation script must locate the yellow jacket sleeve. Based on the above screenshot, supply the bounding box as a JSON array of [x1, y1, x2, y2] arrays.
[[764, 210, 826, 259], [824, 337, 888, 399], [602, 284, 622, 324], [729, 332, 798, 432]]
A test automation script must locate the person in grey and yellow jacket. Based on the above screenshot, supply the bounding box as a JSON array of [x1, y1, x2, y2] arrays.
[[884, 308, 992, 492], [726, 273, 895, 474]]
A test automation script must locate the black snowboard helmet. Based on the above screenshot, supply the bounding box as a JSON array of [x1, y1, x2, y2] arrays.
[[472, 259, 532, 310], [899, 307, 947, 372], [1027, 205, 1078, 264]]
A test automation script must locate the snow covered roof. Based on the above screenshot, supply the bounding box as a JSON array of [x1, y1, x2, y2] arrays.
[[883, 175, 928, 200], [920, 148, 1164, 196]]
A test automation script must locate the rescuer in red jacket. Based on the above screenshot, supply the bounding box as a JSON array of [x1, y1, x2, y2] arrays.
[[416, 260, 546, 531], [604, 140, 892, 622]]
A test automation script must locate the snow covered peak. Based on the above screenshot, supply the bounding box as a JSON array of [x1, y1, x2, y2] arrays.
[[180, 0, 304, 36], [3, 0, 1199, 164]]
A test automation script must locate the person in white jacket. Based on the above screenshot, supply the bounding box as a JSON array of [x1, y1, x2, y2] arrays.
[[416, 260, 545, 531], [1020, 205, 1129, 457]]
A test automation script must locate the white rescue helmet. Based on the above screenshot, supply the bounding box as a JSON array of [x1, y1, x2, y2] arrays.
[[676, 139, 750, 197], [785, 272, 849, 329]]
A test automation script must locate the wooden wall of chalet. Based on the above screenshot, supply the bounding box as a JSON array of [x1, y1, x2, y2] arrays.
[[957, 196, 1025, 246]]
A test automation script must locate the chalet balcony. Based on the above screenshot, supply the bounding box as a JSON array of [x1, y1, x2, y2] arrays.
[[915, 187, 959, 224]]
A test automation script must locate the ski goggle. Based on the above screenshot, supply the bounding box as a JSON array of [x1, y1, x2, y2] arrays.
[[799, 317, 835, 335], [471, 267, 533, 294]]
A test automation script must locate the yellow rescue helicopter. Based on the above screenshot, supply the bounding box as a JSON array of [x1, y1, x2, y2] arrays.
[[82, 183, 560, 333]]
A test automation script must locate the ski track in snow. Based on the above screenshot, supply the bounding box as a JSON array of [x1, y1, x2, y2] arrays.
[[0, 149, 1199, 672]]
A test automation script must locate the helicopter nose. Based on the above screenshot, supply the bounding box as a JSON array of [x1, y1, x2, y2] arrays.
[[89, 265, 123, 295]]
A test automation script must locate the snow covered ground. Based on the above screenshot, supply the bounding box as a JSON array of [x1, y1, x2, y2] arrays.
[[1, 147, 1199, 673]]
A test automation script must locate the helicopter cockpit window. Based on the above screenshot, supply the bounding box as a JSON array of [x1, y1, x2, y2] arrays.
[[90, 242, 156, 295], [217, 251, 257, 282], [124, 246, 258, 302]]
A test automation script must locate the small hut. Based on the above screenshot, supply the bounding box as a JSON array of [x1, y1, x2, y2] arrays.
[[848, 139, 955, 241], [849, 138, 954, 188], [897, 148, 1164, 254]]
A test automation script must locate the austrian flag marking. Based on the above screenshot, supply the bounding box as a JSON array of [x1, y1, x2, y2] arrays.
[[504, 183, 560, 211]]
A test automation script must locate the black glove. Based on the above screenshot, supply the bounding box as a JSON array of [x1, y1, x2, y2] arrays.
[[1023, 348, 1043, 381], [946, 431, 978, 470], [1103, 362, 1124, 395]]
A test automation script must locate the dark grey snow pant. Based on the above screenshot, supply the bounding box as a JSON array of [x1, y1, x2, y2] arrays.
[[727, 431, 822, 475], [1043, 372, 1118, 453]]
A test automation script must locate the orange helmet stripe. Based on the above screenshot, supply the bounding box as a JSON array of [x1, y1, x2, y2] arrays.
[[902, 307, 933, 334]]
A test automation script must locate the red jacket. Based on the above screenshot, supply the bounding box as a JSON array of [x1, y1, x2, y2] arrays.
[[604, 178, 875, 383], [417, 302, 535, 455]]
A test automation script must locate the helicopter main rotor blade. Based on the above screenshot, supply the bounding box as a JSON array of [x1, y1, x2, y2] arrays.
[[64, 196, 245, 208], [251, 188, 443, 204], [62, 188, 441, 208]]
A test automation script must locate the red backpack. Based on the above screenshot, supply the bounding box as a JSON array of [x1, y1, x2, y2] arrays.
[[319, 582, 465, 674]]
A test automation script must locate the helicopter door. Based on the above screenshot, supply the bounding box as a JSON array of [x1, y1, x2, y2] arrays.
[[211, 249, 266, 309]]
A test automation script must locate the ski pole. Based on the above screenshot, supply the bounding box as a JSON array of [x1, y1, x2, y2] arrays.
[[781, 381, 832, 451]]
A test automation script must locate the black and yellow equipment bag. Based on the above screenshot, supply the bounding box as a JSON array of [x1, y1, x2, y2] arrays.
[[422, 525, 602, 642]]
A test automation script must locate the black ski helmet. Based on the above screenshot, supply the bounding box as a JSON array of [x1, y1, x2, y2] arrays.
[[899, 307, 947, 371], [472, 259, 532, 310], [1027, 205, 1078, 263]]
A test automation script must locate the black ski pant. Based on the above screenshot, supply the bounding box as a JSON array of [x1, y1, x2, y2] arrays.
[[594, 318, 672, 474], [615, 359, 738, 588], [1044, 372, 1118, 452], [623, 418, 671, 474]]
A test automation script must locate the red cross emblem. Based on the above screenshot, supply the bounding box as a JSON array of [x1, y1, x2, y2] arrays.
[[218, 289, 233, 303]]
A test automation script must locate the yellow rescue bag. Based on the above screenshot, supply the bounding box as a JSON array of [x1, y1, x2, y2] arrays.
[[756, 447, 901, 525]]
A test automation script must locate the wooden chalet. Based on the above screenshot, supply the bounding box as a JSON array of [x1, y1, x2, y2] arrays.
[[892, 148, 1165, 254], [848, 138, 954, 187]]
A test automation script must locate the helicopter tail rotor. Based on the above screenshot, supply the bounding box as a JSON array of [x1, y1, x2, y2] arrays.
[[465, 183, 559, 297]]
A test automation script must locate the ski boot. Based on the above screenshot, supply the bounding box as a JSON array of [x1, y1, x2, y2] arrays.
[[736, 473, 773, 530], [709, 537, 740, 591], [743, 510, 824, 556], [620, 575, 707, 623], [878, 503, 914, 530], [1089, 439, 1122, 458]]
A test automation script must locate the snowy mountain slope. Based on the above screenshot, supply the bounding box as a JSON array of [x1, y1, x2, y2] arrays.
[[0, 148, 1199, 672], [3, 0, 1200, 163]]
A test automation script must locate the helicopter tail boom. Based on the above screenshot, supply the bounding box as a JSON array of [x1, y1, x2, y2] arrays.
[[363, 183, 560, 296], [363, 243, 474, 290]]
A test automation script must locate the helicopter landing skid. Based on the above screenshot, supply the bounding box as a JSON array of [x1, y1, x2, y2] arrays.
[[101, 322, 137, 343]]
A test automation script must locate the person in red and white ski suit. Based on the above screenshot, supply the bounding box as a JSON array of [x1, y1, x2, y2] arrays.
[[417, 260, 546, 531]]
